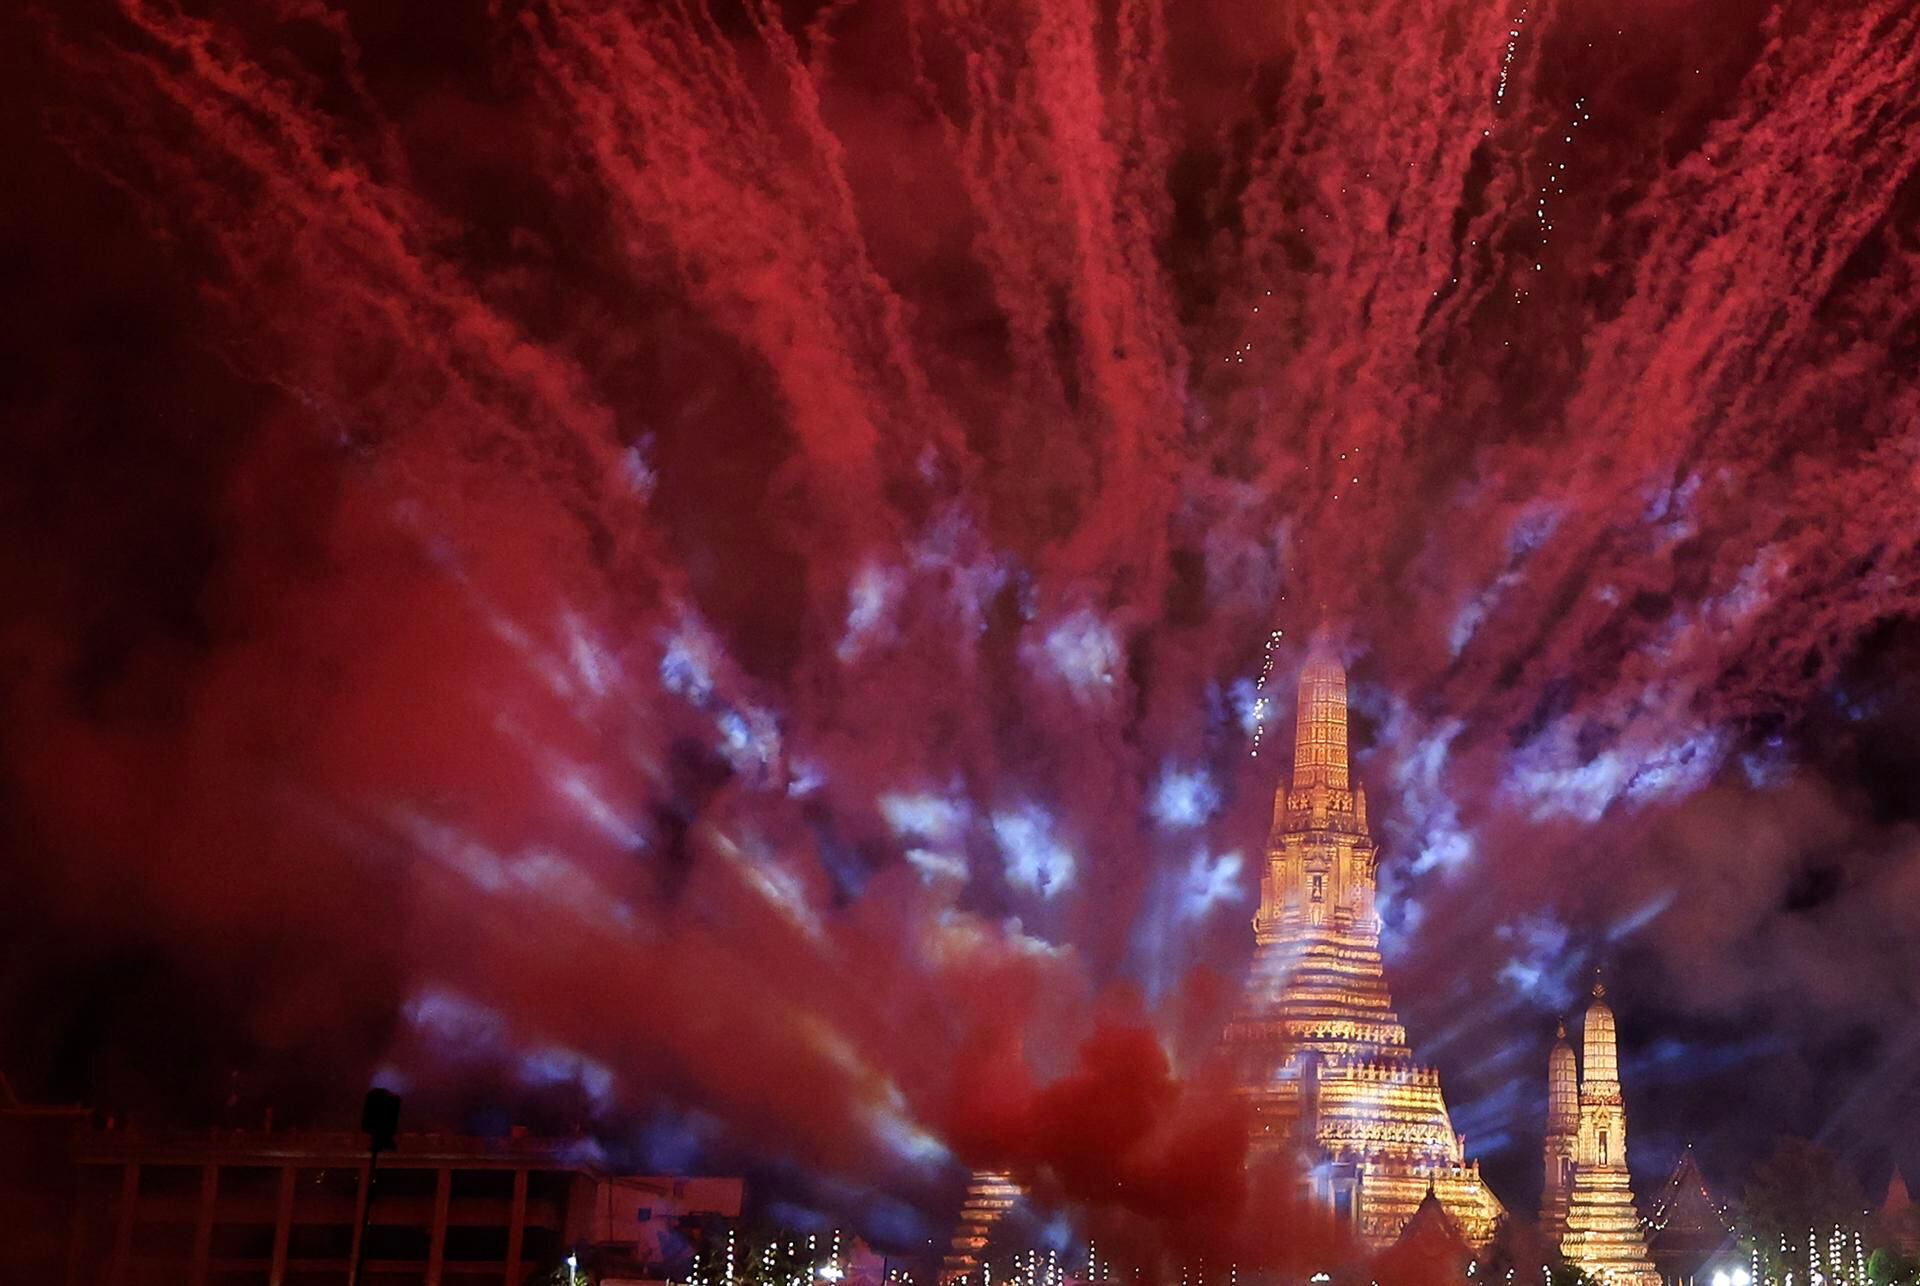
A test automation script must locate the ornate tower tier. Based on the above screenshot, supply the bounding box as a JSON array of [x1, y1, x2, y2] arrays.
[[1543, 1022, 1579, 1239], [1559, 984, 1660, 1286], [1223, 631, 1505, 1248], [938, 1171, 1025, 1283]]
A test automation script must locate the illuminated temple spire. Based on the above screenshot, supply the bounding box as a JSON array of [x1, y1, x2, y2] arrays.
[[1291, 630, 1350, 792], [1259, 627, 1376, 941], [1224, 629, 1504, 1248], [1560, 980, 1661, 1286], [1543, 1020, 1579, 1238], [938, 1171, 1025, 1283], [1581, 981, 1621, 1094]]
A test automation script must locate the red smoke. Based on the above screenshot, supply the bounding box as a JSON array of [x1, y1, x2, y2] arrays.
[[945, 1019, 1350, 1274], [4, 0, 1920, 1258]]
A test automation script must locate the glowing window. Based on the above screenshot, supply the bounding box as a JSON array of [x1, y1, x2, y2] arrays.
[[1310, 873, 1325, 902]]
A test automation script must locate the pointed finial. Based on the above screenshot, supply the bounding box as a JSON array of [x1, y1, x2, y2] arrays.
[[1290, 622, 1351, 794], [1592, 965, 1606, 999], [1304, 615, 1339, 664], [1556, 1018, 1567, 1040]]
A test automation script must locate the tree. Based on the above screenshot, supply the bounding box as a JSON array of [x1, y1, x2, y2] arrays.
[[1740, 1138, 1870, 1280], [1477, 1214, 1595, 1286], [1868, 1246, 1920, 1286]]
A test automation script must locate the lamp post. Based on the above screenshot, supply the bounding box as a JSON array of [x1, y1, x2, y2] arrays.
[[350, 1088, 401, 1286]]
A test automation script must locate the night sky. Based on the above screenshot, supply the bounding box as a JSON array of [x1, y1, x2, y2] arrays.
[[3, 0, 1919, 1260]]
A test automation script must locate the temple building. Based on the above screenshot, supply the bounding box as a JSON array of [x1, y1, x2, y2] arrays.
[[1644, 1148, 1736, 1285], [1543, 1022, 1580, 1240], [1375, 1185, 1476, 1281], [938, 1170, 1026, 1283], [1882, 1170, 1918, 1255], [1221, 633, 1505, 1248], [1552, 983, 1662, 1286]]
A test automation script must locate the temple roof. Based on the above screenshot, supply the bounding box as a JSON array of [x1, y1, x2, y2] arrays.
[[1886, 1170, 1920, 1254], [1886, 1168, 1913, 1215], [1397, 1185, 1473, 1258], [1647, 1149, 1733, 1247]]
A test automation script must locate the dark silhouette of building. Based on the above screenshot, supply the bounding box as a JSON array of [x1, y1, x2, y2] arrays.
[[61, 1121, 601, 1285], [1, 1096, 93, 1284], [1645, 1149, 1736, 1286], [1374, 1184, 1475, 1282], [2, 1075, 748, 1286], [1882, 1170, 1918, 1256]]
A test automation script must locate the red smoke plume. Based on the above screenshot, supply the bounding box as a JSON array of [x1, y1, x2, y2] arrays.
[[946, 1019, 1350, 1274], [4, 0, 1920, 1256]]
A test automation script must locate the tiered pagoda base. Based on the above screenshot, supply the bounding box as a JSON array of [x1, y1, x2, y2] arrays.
[[1561, 1166, 1661, 1286]]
